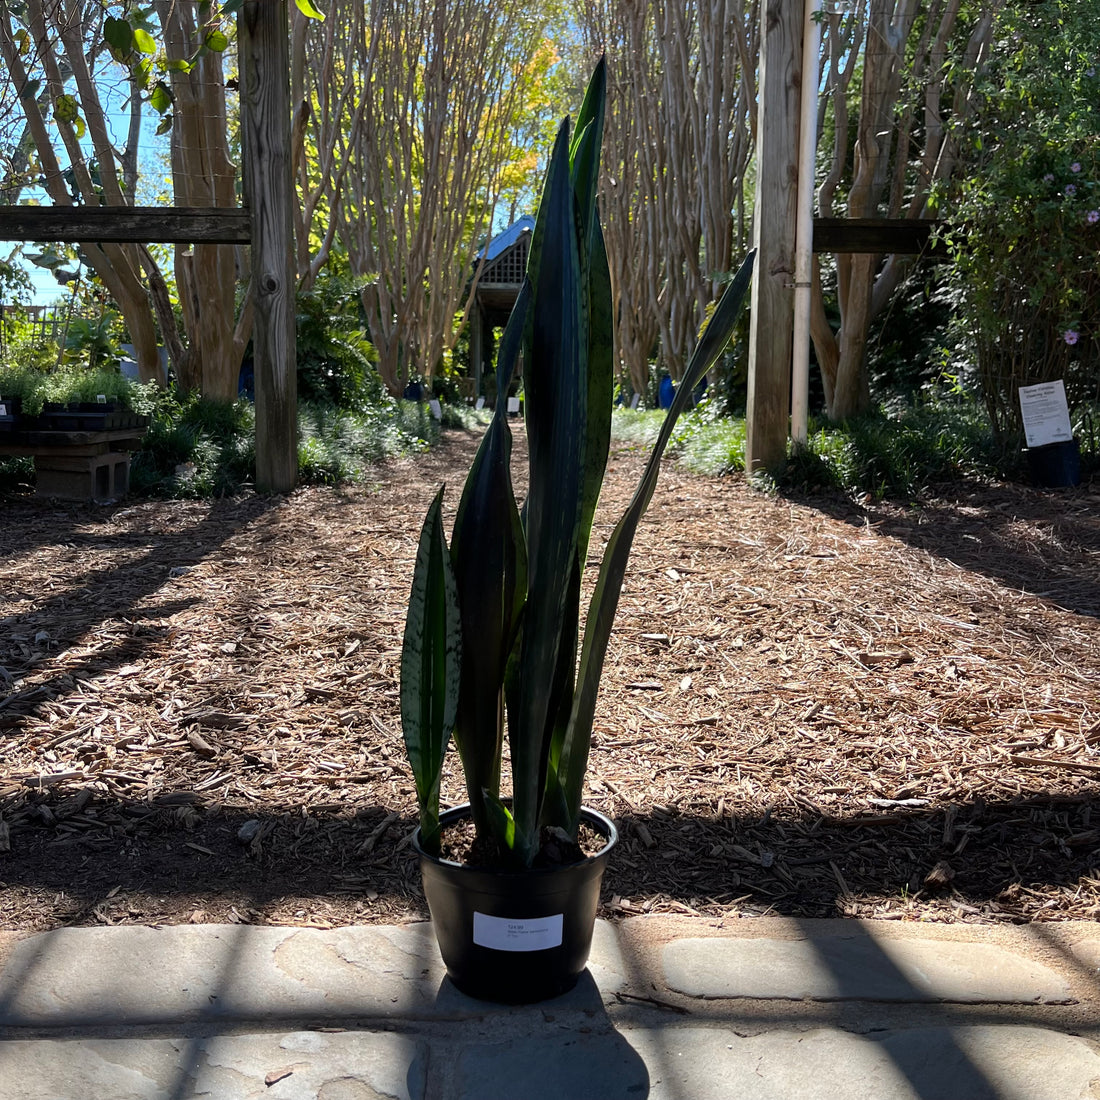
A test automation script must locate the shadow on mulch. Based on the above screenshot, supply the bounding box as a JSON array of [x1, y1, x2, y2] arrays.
[[0, 495, 277, 719], [1, 786, 1096, 930], [783, 479, 1100, 619]]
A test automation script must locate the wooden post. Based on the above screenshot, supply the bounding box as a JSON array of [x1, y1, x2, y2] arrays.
[[239, 0, 297, 494], [745, 0, 802, 474]]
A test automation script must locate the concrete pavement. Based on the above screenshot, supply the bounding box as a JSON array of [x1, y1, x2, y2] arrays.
[[0, 916, 1098, 1099]]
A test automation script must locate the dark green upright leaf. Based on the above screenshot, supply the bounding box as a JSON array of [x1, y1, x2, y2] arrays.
[[451, 410, 525, 836], [511, 120, 587, 865], [400, 486, 461, 855], [556, 251, 757, 830]]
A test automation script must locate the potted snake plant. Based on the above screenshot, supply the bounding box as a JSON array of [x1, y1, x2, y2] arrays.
[[400, 59, 755, 1003]]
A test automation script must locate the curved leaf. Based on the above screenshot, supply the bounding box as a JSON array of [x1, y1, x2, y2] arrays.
[[556, 251, 757, 830], [400, 486, 461, 854], [451, 409, 525, 836]]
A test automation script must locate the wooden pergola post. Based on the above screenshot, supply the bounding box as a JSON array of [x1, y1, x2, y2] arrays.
[[239, 0, 297, 494], [745, 0, 802, 475]]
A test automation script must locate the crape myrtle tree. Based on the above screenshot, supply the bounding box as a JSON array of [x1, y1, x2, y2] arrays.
[[0, 1, 254, 397], [313, 0, 554, 395], [809, 0, 998, 420], [575, 0, 759, 394]]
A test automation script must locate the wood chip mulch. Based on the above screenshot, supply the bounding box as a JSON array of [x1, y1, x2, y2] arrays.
[[1, 425, 1098, 931]]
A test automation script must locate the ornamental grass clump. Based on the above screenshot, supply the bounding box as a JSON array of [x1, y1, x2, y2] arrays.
[[400, 60, 754, 869]]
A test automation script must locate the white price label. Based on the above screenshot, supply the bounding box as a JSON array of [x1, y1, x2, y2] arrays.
[[473, 912, 563, 952]]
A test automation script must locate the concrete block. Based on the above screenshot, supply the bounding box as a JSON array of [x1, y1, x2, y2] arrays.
[[35, 451, 131, 502]]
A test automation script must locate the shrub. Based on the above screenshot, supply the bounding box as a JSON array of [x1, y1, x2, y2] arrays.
[[945, 1, 1100, 435]]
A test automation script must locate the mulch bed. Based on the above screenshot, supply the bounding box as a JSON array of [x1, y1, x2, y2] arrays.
[[1, 425, 1098, 931]]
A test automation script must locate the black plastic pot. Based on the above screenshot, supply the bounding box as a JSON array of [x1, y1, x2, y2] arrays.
[[413, 804, 617, 1004], [0, 396, 19, 431], [1026, 438, 1081, 489]]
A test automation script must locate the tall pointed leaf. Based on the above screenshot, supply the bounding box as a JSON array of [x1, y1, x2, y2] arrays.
[[556, 252, 757, 830], [512, 120, 587, 865], [450, 287, 528, 835], [400, 486, 461, 854]]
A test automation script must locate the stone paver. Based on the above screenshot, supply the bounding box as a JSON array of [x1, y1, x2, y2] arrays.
[[0, 921, 626, 1028], [0, 1031, 424, 1100], [1070, 936, 1100, 976], [620, 1025, 1100, 1100], [2, 919, 1098, 1099], [661, 933, 1074, 1003], [11, 1023, 1092, 1100]]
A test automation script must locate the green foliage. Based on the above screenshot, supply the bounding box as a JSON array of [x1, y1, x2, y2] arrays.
[[296, 401, 432, 484], [63, 312, 122, 371], [295, 277, 383, 411], [611, 395, 1016, 498], [400, 63, 755, 867], [128, 382, 437, 497], [784, 397, 1010, 498], [128, 387, 257, 498], [0, 363, 135, 416], [946, 1, 1100, 435]]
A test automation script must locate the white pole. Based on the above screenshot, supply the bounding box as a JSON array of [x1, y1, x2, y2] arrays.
[[791, 0, 823, 449]]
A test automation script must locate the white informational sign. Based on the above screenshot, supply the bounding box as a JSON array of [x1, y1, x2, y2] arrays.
[[507, 396, 521, 415], [630, 393, 641, 410], [473, 912, 563, 952], [428, 399, 442, 421], [475, 396, 486, 410], [0, 403, 8, 417], [1018, 380, 1073, 448]]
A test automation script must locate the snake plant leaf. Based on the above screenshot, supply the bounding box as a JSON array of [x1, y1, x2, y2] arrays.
[[511, 119, 587, 865], [556, 251, 757, 831], [450, 412, 524, 835], [400, 485, 461, 855], [578, 214, 614, 564], [569, 54, 606, 178], [566, 109, 614, 563]]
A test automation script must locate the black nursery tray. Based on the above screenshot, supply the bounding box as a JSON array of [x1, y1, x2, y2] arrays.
[[33, 403, 148, 432]]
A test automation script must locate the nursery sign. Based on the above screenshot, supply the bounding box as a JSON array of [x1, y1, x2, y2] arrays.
[[1018, 380, 1073, 448], [473, 912, 564, 952]]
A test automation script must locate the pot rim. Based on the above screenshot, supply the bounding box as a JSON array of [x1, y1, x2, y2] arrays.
[[412, 802, 618, 872]]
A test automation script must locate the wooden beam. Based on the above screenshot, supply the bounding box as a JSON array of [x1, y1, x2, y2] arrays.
[[239, 0, 297, 495], [745, 0, 801, 475], [0, 205, 250, 243], [813, 217, 949, 257]]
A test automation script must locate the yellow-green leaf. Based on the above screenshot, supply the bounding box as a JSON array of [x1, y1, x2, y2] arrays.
[[295, 0, 326, 20], [133, 27, 156, 54], [150, 82, 173, 114], [53, 94, 78, 124]]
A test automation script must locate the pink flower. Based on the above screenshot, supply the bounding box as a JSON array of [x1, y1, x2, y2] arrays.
[[1071, 162, 1082, 173], [1089, 210, 1100, 224], [1066, 184, 1077, 196], [1064, 330, 1079, 345]]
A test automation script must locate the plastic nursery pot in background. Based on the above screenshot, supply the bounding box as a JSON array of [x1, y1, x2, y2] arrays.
[[413, 804, 618, 1004], [1026, 437, 1082, 489]]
